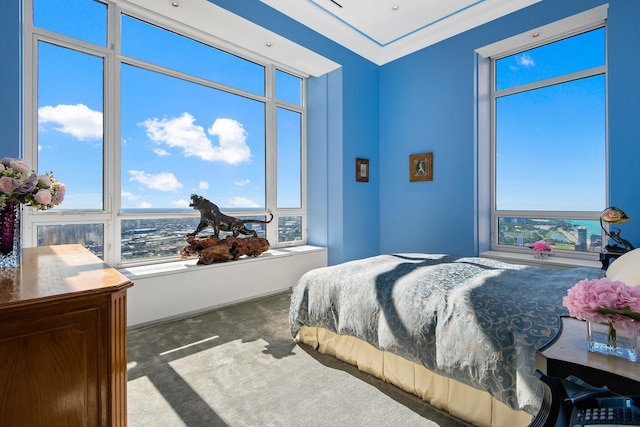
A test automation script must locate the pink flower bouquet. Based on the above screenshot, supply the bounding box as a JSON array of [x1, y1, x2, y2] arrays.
[[563, 278, 640, 333], [0, 157, 65, 210], [531, 241, 553, 253]]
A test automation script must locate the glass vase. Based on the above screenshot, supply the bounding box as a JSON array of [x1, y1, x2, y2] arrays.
[[0, 201, 21, 269], [587, 320, 638, 362], [533, 251, 550, 259]]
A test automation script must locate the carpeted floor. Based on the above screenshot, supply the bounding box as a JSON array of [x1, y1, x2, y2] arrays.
[[127, 291, 471, 427]]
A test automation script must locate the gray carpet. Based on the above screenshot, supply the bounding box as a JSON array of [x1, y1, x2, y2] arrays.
[[127, 292, 471, 427]]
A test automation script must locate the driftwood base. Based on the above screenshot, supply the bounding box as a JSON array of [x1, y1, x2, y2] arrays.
[[180, 236, 270, 264]]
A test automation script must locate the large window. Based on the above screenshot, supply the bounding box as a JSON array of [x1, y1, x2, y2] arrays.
[[492, 27, 606, 257], [24, 0, 306, 266]]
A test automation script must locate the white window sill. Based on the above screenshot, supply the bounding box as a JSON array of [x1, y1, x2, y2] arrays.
[[480, 250, 602, 270], [119, 244, 327, 280]]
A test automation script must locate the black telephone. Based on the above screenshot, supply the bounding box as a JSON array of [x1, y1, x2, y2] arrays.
[[565, 381, 640, 427]]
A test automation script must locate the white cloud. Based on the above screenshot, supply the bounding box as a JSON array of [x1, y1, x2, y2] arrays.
[[172, 199, 190, 208], [199, 181, 209, 190], [235, 179, 251, 186], [38, 104, 103, 140], [138, 201, 152, 208], [128, 170, 183, 192], [516, 53, 535, 68], [154, 148, 170, 156], [141, 113, 251, 165], [226, 197, 260, 208], [207, 118, 252, 165], [121, 190, 139, 201]]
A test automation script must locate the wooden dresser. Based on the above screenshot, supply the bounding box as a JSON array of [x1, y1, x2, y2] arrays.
[[0, 245, 133, 426]]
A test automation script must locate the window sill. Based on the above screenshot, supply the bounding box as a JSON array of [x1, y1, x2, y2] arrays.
[[119, 244, 327, 280], [123, 244, 328, 327], [480, 250, 602, 270]]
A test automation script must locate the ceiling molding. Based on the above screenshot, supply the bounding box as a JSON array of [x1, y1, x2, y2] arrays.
[[260, 0, 542, 65]]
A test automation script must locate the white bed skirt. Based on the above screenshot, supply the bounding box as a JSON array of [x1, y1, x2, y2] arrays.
[[296, 326, 533, 427]]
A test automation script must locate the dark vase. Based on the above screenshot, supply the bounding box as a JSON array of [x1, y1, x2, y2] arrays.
[[0, 201, 21, 269]]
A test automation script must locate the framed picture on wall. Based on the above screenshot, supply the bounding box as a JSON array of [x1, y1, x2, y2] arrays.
[[409, 152, 433, 182], [356, 158, 369, 182]]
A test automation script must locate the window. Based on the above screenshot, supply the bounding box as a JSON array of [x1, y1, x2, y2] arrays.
[[23, 0, 307, 266], [491, 27, 606, 257]]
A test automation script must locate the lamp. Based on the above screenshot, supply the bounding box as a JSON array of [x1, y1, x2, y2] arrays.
[[600, 206, 635, 253]]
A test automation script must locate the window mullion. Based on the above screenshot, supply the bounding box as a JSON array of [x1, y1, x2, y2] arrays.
[[265, 65, 278, 244], [300, 77, 308, 244], [106, 3, 122, 266], [495, 65, 606, 98], [21, 0, 38, 249], [119, 56, 268, 105]]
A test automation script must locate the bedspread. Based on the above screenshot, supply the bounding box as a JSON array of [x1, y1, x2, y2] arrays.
[[289, 254, 605, 415]]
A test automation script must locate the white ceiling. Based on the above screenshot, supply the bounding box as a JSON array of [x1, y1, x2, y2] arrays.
[[119, 0, 548, 76], [260, 0, 542, 64]]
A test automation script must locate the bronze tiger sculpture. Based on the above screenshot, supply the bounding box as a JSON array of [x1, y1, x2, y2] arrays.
[[187, 194, 273, 239]]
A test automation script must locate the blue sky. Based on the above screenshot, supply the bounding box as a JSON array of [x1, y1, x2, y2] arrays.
[[34, 0, 301, 212], [495, 27, 606, 213]]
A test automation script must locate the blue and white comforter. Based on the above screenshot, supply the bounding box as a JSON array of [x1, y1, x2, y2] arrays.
[[289, 254, 604, 414]]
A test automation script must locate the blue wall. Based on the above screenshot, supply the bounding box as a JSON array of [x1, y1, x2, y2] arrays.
[[379, 0, 640, 256], [0, 0, 21, 158], [607, 0, 640, 249]]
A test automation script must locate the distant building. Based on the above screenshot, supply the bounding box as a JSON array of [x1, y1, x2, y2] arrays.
[[576, 227, 587, 251]]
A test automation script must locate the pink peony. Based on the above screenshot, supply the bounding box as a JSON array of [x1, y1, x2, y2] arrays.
[[51, 183, 65, 205], [0, 176, 15, 195], [34, 188, 52, 206], [9, 160, 32, 174], [563, 278, 640, 331], [531, 241, 553, 252], [38, 174, 52, 187]]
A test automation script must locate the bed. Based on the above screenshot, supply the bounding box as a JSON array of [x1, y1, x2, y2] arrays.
[[289, 253, 610, 427]]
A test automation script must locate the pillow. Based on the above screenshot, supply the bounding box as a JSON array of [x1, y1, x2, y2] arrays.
[[605, 248, 640, 286]]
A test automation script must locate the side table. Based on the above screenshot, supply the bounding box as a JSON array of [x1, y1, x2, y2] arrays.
[[531, 316, 640, 427], [0, 245, 134, 426]]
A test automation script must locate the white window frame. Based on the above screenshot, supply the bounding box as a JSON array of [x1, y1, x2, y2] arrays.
[[475, 5, 609, 261], [22, 0, 307, 267]]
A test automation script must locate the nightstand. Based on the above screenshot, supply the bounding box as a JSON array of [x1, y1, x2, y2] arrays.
[[531, 316, 640, 427]]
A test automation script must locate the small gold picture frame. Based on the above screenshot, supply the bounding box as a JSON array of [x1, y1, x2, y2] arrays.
[[356, 158, 369, 182], [409, 152, 433, 182]]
